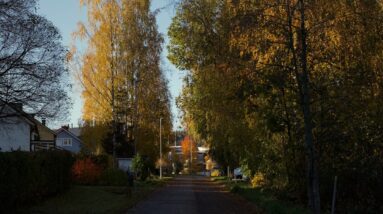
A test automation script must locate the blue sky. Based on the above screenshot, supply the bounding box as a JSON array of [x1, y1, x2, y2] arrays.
[[37, 0, 184, 130]]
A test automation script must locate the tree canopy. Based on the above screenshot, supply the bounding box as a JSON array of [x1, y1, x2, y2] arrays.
[[169, 0, 383, 212], [73, 0, 172, 165], [0, 0, 71, 120]]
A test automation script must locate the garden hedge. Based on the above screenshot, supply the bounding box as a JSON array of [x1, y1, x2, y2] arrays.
[[0, 150, 74, 211]]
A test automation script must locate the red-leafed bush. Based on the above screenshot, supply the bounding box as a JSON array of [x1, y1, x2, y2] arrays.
[[71, 157, 103, 185]]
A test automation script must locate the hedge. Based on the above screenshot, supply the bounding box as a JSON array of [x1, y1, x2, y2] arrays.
[[0, 150, 74, 211]]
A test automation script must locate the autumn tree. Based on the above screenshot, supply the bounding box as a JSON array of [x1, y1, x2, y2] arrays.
[[228, 1, 383, 212], [180, 136, 198, 173], [169, 0, 383, 212], [170, 0, 247, 172], [71, 0, 122, 158], [73, 0, 172, 167], [119, 0, 172, 165]]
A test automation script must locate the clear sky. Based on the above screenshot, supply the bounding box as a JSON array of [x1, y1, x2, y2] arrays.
[[37, 0, 185, 130]]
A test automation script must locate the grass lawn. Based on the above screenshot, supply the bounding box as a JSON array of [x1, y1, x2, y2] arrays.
[[211, 177, 309, 214], [22, 178, 171, 214]]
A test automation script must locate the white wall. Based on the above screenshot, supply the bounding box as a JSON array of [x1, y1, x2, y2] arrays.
[[117, 158, 133, 172], [0, 117, 31, 152]]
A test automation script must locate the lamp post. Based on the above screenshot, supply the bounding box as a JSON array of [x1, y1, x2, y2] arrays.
[[160, 117, 162, 179], [190, 137, 193, 174]]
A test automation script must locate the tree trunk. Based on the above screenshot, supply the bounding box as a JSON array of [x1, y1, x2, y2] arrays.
[[298, 0, 321, 213]]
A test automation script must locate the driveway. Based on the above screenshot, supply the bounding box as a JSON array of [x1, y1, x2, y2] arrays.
[[127, 175, 259, 214]]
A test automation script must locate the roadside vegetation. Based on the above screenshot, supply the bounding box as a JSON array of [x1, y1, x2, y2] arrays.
[[0, 150, 171, 213], [212, 177, 309, 214], [169, 0, 383, 213], [0, 151, 74, 212]]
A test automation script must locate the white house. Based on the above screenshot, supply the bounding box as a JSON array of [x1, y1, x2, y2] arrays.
[[0, 103, 56, 152]]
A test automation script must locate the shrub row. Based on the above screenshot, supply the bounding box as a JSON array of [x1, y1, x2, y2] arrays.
[[0, 152, 130, 211], [0, 151, 74, 211]]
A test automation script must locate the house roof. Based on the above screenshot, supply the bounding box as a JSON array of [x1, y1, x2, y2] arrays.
[[68, 127, 81, 137], [55, 128, 82, 143], [0, 102, 35, 126], [30, 116, 56, 136], [1, 102, 56, 136]]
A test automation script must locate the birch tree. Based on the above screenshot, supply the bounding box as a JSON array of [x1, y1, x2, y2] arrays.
[[73, 0, 172, 165]]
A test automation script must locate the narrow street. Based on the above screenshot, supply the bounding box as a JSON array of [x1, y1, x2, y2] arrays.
[[128, 176, 259, 214]]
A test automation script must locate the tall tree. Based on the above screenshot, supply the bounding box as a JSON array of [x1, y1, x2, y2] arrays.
[[73, 0, 172, 165], [169, 0, 383, 212], [180, 136, 197, 168], [0, 0, 70, 120]]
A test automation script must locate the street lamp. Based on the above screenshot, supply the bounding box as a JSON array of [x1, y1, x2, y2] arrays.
[[159, 117, 162, 179], [190, 137, 192, 174]]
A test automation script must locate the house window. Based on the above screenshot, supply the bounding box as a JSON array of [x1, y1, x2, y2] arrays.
[[60, 138, 72, 146]]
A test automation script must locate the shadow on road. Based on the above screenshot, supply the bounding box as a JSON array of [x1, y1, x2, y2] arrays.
[[128, 175, 260, 214]]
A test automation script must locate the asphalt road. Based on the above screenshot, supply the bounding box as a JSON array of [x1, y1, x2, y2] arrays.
[[127, 175, 259, 214]]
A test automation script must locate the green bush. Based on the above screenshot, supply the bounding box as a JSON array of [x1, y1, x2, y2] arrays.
[[0, 151, 74, 211], [132, 154, 149, 181], [99, 168, 128, 186]]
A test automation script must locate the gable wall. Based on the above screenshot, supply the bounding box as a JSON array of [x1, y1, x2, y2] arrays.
[[0, 117, 31, 152], [56, 131, 82, 153], [37, 124, 55, 141]]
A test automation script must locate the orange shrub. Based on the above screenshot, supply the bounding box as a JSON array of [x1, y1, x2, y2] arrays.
[[71, 158, 103, 185]]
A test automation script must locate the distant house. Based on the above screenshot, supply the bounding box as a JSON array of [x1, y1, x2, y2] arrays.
[[55, 126, 83, 153], [0, 103, 57, 152]]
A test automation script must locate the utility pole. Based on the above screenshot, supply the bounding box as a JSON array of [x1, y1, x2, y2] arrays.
[[160, 117, 163, 179], [190, 137, 192, 174]]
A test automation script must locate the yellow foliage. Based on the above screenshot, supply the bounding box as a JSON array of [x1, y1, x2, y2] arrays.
[[72, 0, 172, 158], [181, 136, 198, 161], [205, 155, 214, 171], [211, 169, 221, 177], [251, 173, 265, 188]]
